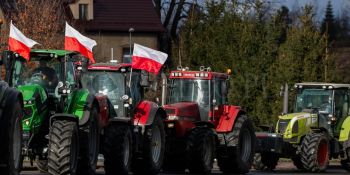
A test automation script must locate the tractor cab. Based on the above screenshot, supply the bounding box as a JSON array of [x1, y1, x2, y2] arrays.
[[82, 63, 145, 118], [165, 66, 229, 122], [285, 83, 350, 137]]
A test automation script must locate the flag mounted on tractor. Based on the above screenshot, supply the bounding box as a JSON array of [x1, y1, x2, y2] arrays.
[[8, 21, 38, 60], [131, 43, 168, 74], [65, 22, 97, 63]]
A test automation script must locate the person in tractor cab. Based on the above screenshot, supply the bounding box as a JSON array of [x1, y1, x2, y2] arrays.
[[31, 60, 58, 92], [92, 73, 119, 97], [319, 96, 332, 114]]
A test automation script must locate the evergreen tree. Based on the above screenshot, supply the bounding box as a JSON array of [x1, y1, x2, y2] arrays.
[[321, 0, 337, 42]]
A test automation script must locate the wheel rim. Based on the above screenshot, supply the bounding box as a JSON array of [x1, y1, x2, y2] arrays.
[[123, 133, 130, 167], [151, 125, 161, 163], [70, 129, 78, 174], [12, 117, 21, 170], [88, 116, 98, 166], [240, 129, 252, 162], [317, 139, 328, 167]]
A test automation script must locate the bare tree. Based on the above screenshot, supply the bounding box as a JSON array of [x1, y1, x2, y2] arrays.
[[153, 0, 200, 57]]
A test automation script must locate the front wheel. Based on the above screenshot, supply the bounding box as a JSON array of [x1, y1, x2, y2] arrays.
[[132, 115, 165, 174], [77, 106, 100, 175], [217, 115, 256, 174], [186, 127, 215, 174], [301, 132, 329, 172], [35, 159, 48, 173], [48, 120, 79, 175], [103, 124, 132, 175], [0, 100, 23, 175]]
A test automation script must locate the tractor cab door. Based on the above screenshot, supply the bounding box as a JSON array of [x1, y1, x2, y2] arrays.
[[333, 89, 349, 136], [211, 79, 228, 123]]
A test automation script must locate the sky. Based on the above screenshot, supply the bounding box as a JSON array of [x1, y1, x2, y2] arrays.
[[274, 0, 350, 18]]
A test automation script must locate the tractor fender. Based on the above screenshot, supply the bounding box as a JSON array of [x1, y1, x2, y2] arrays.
[[80, 93, 99, 126], [132, 100, 166, 126], [339, 116, 350, 142], [94, 94, 110, 128], [69, 91, 99, 126], [49, 114, 79, 126], [215, 105, 244, 133]]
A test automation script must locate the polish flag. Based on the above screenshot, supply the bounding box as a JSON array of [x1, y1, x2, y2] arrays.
[[132, 44, 168, 74], [65, 22, 97, 63], [8, 21, 38, 60]]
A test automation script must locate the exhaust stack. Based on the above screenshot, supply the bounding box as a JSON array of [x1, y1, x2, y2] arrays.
[[282, 83, 288, 114]]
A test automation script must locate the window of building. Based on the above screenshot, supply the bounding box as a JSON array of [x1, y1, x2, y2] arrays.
[[122, 48, 133, 63], [79, 4, 88, 20]]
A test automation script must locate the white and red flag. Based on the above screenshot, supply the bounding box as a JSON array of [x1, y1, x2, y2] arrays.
[[65, 22, 97, 63], [9, 21, 38, 60], [132, 43, 168, 74]]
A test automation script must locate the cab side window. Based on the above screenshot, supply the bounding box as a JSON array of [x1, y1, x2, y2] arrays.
[[334, 90, 349, 118]]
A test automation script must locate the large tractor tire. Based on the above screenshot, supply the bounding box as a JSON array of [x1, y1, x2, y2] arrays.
[[217, 115, 256, 174], [252, 152, 279, 170], [301, 132, 329, 172], [131, 115, 165, 174], [48, 120, 79, 175], [103, 124, 132, 175], [77, 106, 100, 175], [0, 100, 23, 175], [341, 139, 350, 172], [186, 127, 215, 174]]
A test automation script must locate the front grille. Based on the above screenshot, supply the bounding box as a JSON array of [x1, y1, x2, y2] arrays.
[[277, 119, 290, 133], [23, 107, 33, 117]]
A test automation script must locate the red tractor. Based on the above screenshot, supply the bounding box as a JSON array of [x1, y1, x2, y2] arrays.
[[162, 66, 256, 174], [82, 62, 167, 175]]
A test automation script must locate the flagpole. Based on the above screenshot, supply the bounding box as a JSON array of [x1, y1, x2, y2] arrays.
[[128, 28, 134, 87]]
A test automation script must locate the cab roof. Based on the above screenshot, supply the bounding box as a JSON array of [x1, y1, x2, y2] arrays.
[[295, 82, 350, 89], [30, 49, 79, 57], [88, 62, 131, 71], [169, 70, 228, 80]]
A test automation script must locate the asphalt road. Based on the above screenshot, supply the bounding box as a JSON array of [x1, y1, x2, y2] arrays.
[[21, 160, 348, 175]]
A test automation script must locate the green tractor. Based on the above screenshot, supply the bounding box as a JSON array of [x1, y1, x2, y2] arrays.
[[2, 50, 101, 175], [0, 58, 23, 175], [255, 82, 350, 172]]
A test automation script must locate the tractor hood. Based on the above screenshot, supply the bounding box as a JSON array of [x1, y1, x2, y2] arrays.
[[17, 84, 48, 133], [163, 102, 200, 120], [279, 112, 310, 120], [18, 84, 47, 102]]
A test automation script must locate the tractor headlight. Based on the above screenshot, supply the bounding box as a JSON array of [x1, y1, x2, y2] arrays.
[[167, 115, 179, 120]]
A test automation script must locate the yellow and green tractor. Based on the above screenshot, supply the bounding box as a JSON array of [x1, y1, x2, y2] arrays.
[[254, 82, 350, 172]]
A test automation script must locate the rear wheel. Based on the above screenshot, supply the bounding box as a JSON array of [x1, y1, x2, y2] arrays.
[[77, 106, 100, 175], [301, 132, 329, 172], [103, 124, 132, 175], [0, 100, 23, 175], [186, 127, 215, 174], [131, 115, 165, 174], [217, 115, 256, 174], [48, 120, 79, 175]]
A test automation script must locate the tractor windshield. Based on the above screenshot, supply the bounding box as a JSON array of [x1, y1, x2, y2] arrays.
[[81, 71, 125, 117], [295, 89, 333, 114], [11, 58, 75, 94], [168, 79, 211, 118]]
